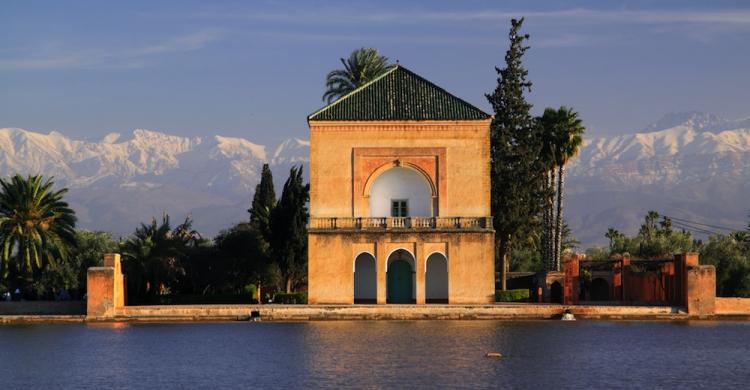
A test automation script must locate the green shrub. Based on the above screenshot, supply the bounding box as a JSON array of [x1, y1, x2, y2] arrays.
[[495, 289, 530, 302], [244, 284, 258, 301], [273, 292, 308, 304]]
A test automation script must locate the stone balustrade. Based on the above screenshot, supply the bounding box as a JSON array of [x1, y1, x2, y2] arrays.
[[309, 216, 493, 231]]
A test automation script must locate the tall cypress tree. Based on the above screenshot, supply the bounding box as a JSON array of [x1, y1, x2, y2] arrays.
[[270, 166, 310, 292], [248, 163, 276, 242], [486, 18, 547, 290]]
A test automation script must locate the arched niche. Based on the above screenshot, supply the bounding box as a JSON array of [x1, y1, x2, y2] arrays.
[[367, 165, 434, 217], [425, 252, 448, 303], [353, 252, 377, 304]]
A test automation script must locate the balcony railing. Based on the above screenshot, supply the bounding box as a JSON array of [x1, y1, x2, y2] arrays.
[[309, 217, 493, 231]]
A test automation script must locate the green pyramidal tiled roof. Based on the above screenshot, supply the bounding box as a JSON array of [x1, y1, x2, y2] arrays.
[[308, 65, 490, 121]]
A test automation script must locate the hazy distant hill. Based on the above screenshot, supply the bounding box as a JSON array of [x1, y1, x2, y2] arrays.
[[1, 111, 748, 245]]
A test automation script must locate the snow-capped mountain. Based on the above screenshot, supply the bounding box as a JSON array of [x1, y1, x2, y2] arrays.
[[566, 112, 750, 246], [1, 111, 748, 245], [0, 127, 307, 236]]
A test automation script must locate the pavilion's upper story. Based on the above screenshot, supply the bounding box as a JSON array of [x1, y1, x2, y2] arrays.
[[307, 65, 492, 230]]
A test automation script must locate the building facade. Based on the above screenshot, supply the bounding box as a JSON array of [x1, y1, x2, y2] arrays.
[[307, 65, 495, 304]]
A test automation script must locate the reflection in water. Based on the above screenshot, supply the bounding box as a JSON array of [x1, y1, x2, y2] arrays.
[[1, 321, 749, 389]]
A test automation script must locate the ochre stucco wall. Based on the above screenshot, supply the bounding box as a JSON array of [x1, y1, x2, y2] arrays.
[[86, 253, 125, 319], [715, 297, 750, 315], [309, 120, 491, 218], [308, 231, 495, 305]]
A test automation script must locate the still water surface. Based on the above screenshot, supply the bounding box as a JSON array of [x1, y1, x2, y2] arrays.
[[1, 321, 749, 389]]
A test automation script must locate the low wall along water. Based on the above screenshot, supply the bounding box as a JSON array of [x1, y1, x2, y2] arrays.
[[3, 252, 747, 323]]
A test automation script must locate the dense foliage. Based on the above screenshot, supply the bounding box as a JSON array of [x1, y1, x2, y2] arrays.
[[270, 166, 310, 293], [495, 289, 530, 302], [248, 163, 276, 243], [120, 165, 309, 303], [31, 230, 118, 299], [700, 233, 750, 297], [604, 211, 699, 259], [599, 210, 750, 297], [538, 107, 585, 271], [486, 18, 548, 289], [510, 223, 579, 273], [120, 215, 198, 299], [0, 175, 78, 297]]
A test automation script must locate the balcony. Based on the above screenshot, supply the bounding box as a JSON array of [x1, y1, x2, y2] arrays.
[[309, 217, 493, 231]]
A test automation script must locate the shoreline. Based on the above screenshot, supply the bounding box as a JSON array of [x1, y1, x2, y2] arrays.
[[3, 303, 749, 324]]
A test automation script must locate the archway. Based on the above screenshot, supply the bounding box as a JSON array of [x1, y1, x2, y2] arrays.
[[387, 249, 415, 304], [354, 253, 377, 304], [425, 253, 448, 303], [550, 281, 563, 304], [590, 278, 610, 301], [369, 167, 433, 217]]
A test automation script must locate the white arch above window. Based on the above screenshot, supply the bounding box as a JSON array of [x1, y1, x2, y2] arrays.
[[369, 167, 433, 217]]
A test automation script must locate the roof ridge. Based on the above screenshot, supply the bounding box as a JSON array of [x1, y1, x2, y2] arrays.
[[393, 65, 488, 117], [307, 65, 400, 120], [308, 65, 491, 121]]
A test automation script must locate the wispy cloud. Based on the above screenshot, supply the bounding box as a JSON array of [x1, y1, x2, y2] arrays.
[[185, 8, 750, 26], [412, 9, 750, 25], [253, 30, 593, 49], [0, 30, 221, 71]]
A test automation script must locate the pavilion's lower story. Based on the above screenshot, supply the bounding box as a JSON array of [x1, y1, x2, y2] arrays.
[[307, 222, 495, 304]]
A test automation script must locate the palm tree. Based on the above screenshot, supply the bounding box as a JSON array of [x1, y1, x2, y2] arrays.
[[0, 175, 77, 295], [322, 47, 394, 103], [538, 108, 561, 271], [551, 107, 585, 270], [121, 214, 188, 300], [605, 228, 621, 249]]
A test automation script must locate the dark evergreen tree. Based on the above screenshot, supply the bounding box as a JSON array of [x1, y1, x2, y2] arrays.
[[486, 18, 547, 290], [248, 163, 276, 243], [270, 166, 310, 292]]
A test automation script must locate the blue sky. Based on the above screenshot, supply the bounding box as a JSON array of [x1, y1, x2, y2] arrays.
[[2, 0, 749, 144]]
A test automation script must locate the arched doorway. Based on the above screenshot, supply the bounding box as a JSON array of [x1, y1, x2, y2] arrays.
[[591, 278, 610, 301], [354, 253, 377, 304], [550, 281, 563, 304], [369, 167, 433, 217], [425, 253, 448, 303], [387, 249, 415, 304]]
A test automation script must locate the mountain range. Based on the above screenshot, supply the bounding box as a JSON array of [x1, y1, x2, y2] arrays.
[[1, 111, 748, 246], [0, 127, 309, 237]]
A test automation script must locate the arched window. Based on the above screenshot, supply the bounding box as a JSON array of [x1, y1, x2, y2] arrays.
[[369, 167, 433, 217]]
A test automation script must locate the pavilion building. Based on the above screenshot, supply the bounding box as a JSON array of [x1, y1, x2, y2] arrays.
[[307, 65, 495, 304]]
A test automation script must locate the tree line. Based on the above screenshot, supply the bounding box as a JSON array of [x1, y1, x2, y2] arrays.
[[0, 166, 308, 303], [585, 210, 750, 297]]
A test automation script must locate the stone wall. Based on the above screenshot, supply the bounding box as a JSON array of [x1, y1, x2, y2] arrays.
[[679, 253, 716, 316], [715, 297, 750, 315], [86, 253, 126, 319], [308, 230, 495, 305]]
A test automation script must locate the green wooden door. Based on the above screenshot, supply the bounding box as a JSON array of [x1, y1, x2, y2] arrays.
[[387, 260, 413, 303]]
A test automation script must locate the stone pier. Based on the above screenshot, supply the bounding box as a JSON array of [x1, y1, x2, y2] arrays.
[[86, 253, 126, 320]]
